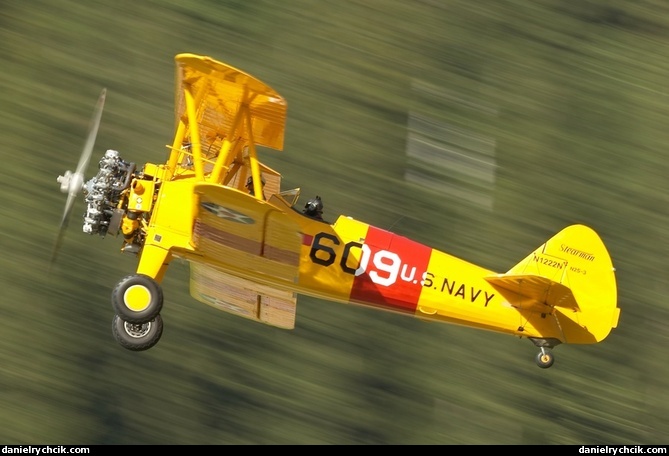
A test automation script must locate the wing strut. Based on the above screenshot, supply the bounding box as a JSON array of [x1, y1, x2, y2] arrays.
[[183, 84, 205, 181], [245, 101, 263, 200]]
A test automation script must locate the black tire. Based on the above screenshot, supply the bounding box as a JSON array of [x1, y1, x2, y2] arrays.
[[111, 274, 163, 324], [535, 350, 555, 369], [112, 314, 163, 352]]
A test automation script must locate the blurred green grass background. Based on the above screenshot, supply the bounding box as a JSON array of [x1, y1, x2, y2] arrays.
[[0, 0, 667, 444]]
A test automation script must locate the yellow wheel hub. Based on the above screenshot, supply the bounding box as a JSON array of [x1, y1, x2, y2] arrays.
[[124, 285, 152, 312]]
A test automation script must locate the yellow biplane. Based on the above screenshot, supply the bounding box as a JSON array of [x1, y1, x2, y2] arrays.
[[52, 53, 620, 368]]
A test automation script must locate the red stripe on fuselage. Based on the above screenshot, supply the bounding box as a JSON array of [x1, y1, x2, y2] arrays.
[[302, 233, 314, 246], [349, 225, 432, 313]]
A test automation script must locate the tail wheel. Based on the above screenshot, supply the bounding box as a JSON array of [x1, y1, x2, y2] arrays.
[[535, 349, 555, 369], [112, 314, 163, 351], [112, 274, 163, 324]]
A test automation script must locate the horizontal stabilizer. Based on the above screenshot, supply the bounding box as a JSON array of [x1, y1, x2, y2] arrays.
[[485, 274, 579, 312]]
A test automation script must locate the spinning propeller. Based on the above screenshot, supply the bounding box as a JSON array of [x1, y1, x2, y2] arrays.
[[50, 88, 107, 268]]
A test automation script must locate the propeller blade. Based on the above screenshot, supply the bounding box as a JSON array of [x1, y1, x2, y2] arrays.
[[50, 88, 107, 270], [75, 88, 106, 176], [50, 192, 77, 268]]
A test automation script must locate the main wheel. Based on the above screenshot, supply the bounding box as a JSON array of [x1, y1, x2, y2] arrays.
[[112, 314, 163, 351], [535, 349, 555, 369], [112, 274, 163, 324]]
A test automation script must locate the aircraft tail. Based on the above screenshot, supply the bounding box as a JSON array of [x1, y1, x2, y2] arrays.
[[486, 224, 620, 344]]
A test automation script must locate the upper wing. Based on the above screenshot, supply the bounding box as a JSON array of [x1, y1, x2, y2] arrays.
[[168, 54, 287, 196], [174, 53, 286, 152]]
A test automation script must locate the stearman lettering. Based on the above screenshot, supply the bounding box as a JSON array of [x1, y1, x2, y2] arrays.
[[561, 244, 595, 261]]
